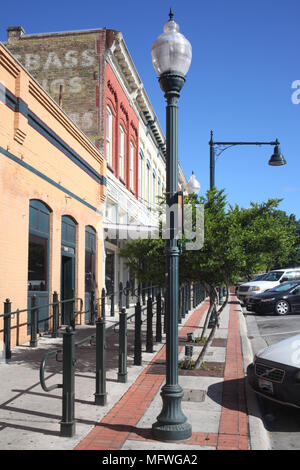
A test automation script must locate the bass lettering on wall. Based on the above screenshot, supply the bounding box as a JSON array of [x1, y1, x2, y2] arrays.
[[7, 37, 102, 148]]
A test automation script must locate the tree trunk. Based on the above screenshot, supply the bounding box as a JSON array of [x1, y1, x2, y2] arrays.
[[200, 285, 217, 340], [195, 283, 229, 369]]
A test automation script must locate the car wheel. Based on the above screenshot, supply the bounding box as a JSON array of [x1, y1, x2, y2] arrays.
[[275, 300, 290, 316]]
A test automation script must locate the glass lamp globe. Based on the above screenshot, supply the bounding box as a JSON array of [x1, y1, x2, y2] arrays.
[[186, 172, 200, 195], [151, 12, 192, 77]]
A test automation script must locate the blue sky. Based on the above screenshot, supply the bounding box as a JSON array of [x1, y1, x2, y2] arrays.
[[1, 0, 300, 218]]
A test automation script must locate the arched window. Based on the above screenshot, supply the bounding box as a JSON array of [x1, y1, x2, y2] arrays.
[[146, 159, 150, 203], [28, 200, 51, 293], [61, 216, 76, 324], [61, 215, 76, 249], [130, 141, 135, 190], [106, 105, 113, 166], [28, 199, 51, 333], [138, 148, 144, 201], [85, 226, 97, 324], [119, 125, 125, 179], [152, 169, 156, 206]]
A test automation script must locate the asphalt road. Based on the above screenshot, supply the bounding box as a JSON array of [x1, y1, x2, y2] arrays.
[[244, 305, 300, 450]]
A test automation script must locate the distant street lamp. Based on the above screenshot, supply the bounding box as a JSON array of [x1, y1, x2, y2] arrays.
[[151, 9, 192, 441], [209, 130, 286, 190], [186, 171, 200, 195]]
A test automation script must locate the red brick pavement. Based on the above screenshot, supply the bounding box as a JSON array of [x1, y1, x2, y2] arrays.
[[75, 296, 249, 451]]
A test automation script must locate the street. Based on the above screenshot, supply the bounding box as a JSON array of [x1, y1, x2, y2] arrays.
[[244, 305, 300, 450]]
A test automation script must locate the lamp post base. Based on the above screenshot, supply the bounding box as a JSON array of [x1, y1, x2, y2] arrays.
[[152, 384, 192, 442], [152, 422, 192, 442]]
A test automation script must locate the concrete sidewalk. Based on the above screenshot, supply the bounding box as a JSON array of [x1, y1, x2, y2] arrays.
[[0, 294, 270, 451]]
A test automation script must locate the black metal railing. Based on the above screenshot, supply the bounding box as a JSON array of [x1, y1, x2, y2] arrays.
[[2, 281, 206, 438], [0, 292, 83, 358]]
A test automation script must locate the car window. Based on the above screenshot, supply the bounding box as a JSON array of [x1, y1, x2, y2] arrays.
[[282, 271, 300, 281], [251, 274, 267, 281], [271, 282, 300, 292], [262, 271, 284, 281]]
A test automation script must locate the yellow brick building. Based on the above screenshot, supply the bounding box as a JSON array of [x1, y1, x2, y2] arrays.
[[0, 43, 106, 347]]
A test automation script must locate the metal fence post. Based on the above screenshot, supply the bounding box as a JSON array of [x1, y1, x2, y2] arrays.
[[163, 289, 167, 334], [70, 289, 75, 331], [142, 283, 146, 306], [146, 296, 153, 353], [156, 291, 162, 343], [119, 282, 123, 310], [193, 283, 196, 306], [134, 300, 142, 366], [30, 295, 38, 347], [52, 292, 59, 338], [4, 299, 11, 360], [110, 291, 115, 317], [95, 316, 107, 405], [60, 326, 76, 437], [118, 308, 127, 383], [125, 281, 130, 309], [90, 290, 95, 325], [178, 287, 182, 324], [101, 288, 106, 319]]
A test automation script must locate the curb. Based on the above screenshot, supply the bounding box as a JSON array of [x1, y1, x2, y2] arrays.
[[237, 301, 271, 450]]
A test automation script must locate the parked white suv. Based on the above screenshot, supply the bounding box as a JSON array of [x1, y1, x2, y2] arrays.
[[237, 268, 300, 304]]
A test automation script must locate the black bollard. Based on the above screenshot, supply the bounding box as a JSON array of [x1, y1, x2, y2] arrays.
[[60, 326, 76, 437], [156, 292, 162, 343], [95, 317, 107, 405], [30, 295, 38, 347], [118, 309, 127, 383], [4, 299, 11, 359], [101, 288, 106, 319], [52, 292, 59, 338], [146, 297, 153, 353], [134, 300, 142, 366]]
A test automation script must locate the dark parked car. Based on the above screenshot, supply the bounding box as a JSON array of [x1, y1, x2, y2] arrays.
[[247, 334, 300, 408], [246, 281, 300, 315]]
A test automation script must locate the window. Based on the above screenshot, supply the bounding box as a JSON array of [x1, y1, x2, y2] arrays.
[[85, 226, 96, 324], [119, 125, 125, 179], [152, 169, 156, 205], [130, 142, 135, 190], [61, 216, 76, 247], [28, 200, 51, 292], [146, 160, 150, 203], [85, 226, 96, 294], [138, 149, 144, 201], [106, 106, 113, 166]]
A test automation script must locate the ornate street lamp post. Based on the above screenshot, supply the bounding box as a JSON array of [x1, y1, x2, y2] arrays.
[[151, 10, 192, 441], [209, 130, 286, 190]]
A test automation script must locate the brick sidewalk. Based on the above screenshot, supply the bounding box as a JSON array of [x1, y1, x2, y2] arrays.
[[75, 296, 249, 451]]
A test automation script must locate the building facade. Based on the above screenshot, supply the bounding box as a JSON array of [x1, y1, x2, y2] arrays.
[[4, 26, 188, 304], [0, 43, 106, 346]]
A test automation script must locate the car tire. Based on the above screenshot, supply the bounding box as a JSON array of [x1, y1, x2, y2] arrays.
[[275, 300, 290, 316]]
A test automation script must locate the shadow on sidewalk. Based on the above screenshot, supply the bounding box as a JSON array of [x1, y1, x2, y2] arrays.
[[94, 422, 155, 441], [207, 377, 262, 420]]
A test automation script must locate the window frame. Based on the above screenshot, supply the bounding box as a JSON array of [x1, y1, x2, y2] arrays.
[[106, 105, 113, 167], [119, 125, 125, 180]]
